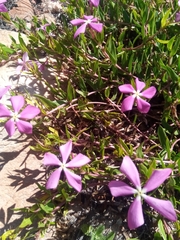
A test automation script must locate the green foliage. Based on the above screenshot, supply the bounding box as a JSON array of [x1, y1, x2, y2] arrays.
[[0, 0, 180, 239]]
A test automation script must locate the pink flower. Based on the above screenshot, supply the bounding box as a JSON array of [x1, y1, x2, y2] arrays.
[[89, 0, 100, 7], [119, 78, 156, 113], [0, 95, 40, 136], [43, 140, 91, 192], [36, 23, 50, 32], [16, 52, 31, 74], [0, 0, 7, 12], [70, 15, 103, 38], [108, 156, 177, 230], [0, 86, 10, 100]]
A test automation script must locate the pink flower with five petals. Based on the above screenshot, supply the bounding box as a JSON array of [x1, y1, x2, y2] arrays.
[[43, 140, 91, 192], [119, 78, 156, 113], [0, 95, 40, 136], [108, 156, 177, 230], [70, 15, 103, 38]]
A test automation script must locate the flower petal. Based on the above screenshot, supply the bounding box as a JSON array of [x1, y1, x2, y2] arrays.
[[128, 196, 144, 229], [136, 97, 150, 113], [175, 12, 180, 22], [59, 140, 72, 164], [22, 52, 29, 62], [144, 195, 177, 221], [46, 168, 62, 189], [43, 152, 61, 166], [89, 23, 103, 32], [64, 168, 82, 192], [70, 18, 85, 26], [135, 78, 145, 92], [16, 119, 33, 134], [84, 15, 94, 20], [121, 96, 135, 112], [0, 4, 7, 12], [108, 180, 136, 197], [66, 153, 90, 168], [0, 86, 10, 99], [0, 104, 11, 117], [143, 169, 172, 193], [141, 86, 156, 99], [5, 119, 15, 137], [120, 156, 141, 188], [10, 96, 25, 113], [118, 84, 135, 94], [16, 65, 23, 74], [0, 0, 7, 4], [74, 23, 87, 38], [90, 0, 100, 7], [19, 105, 40, 119]]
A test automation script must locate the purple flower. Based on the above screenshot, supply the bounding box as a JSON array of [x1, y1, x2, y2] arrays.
[[0, 0, 7, 12], [16, 52, 31, 74], [0, 95, 40, 136], [36, 23, 50, 32], [70, 15, 103, 38], [119, 78, 156, 113], [43, 140, 91, 192], [89, 0, 100, 7], [108, 156, 177, 230], [175, 12, 180, 22], [0, 86, 10, 100]]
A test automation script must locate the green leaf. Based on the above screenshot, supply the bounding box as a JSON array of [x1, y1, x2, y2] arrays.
[[1, 229, 17, 240], [67, 81, 75, 101], [158, 219, 167, 240], [34, 94, 59, 109], [106, 36, 117, 64], [161, 9, 171, 28], [40, 202, 54, 214], [19, 217, 33, 228]]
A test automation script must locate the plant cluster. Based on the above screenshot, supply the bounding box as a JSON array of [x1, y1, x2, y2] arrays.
[[0, 0, 180, 239]]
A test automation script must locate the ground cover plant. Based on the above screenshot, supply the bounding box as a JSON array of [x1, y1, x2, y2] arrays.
[[0, 0, 180, 239]]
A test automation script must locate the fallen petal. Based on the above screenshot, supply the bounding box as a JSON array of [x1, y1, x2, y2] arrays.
[[16, 119, 33, 134], [10, 96, 25, 113], [5, 119, 15, 137], [66, 153, 90, 168], [128, 196, 144, 229], [143, 169, 172, 193], [118, 84, 135, 94], [121, 96, 135, 112], [120, 156, 141, 188], [141, 86, 156, 99], [64, 168, 82, 192], [136, 97, 150, 113], [135, 78, 145, 92], [46, 168, 62, 189], [19, 105, 40, 119], [144, 195, 177, 221], [43, 152, 61, 167], [108, 180, 136, 197], [59, 140, 72, 164]]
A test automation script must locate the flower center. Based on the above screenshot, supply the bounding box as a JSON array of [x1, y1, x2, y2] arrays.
[[133, 90, 142, 98], [11, 112, 20, 121], [85, 19, 92, 24], [136, 187, 146, 198]]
